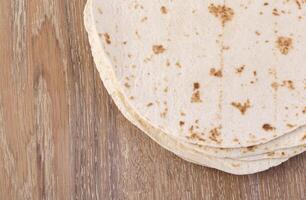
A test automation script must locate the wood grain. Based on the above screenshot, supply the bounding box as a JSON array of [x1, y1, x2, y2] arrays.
[[0, 1, 305, 199]]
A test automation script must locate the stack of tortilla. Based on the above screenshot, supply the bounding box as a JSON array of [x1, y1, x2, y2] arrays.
[[84, 0, 306, 175]]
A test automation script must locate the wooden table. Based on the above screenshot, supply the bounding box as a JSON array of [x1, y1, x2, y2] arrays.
[[1, 1, 305, 199]]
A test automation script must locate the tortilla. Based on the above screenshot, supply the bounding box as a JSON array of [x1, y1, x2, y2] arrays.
[[84, 0, 306, 174], [88, 0, 306, 148]]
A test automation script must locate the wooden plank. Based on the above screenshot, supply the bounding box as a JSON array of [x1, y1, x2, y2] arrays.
[[0, 0, 305, 199]]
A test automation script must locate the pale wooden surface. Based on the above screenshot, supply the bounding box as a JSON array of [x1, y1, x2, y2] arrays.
[[0, 1, 306, 199]]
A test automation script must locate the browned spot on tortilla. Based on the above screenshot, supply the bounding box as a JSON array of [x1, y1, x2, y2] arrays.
[[231, 100, 251, 115], [222, 46, 230, 51], [191, 83, 202, 103], [124, 82, 131, 88], [281, 80, 295, 90], [160, 6, 168, 14], [176, 61, 182, 68], [187, 128, 206, 142], [163, 87, 168, 93], [271, 82, 279, 91], [135, 31, 141, 39], [209, 127, 222, 143], [210, 68, 223, 77], [193, 82, 200, 90], [160, 107, 168, 118], [272, 8, 280, 16], [262, 124, 276, 131], [267, 152, 275, 156], [235, 65, 245, 74], [302, 134, 306, 141], [152, 45, 166, 54], [191, 91, 202, 103], [281, 152, 285, 156], [303, 106, 306, 114], [97, 8, 103, 14], [286, 123, 295, 128], [103, 33, 111, 44], [189, 133, 205, 142], [247, 145, 256, 152], [233, 138, 239, 143], [180, 112, 186, 116], [295, 0, 305, 9], [179, 121, 185, 126], [147, 103, 154, 107], [208, 4, 234, 26], [276, 36, 293, 55], [141, 17, 148, 22]]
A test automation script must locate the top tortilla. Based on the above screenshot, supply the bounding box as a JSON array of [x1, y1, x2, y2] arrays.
[[90, 0, 306, 147]]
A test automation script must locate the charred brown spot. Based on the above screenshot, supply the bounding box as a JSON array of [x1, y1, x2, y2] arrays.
[[281, 80, 295, 90], [141, 17, 148, 22], [231, 99, 251, 115], [262, 124, 275, 131], [103, 33, 111, 44], [152, 45, 166, 54], [210, 68, 223, 77], [147, 103, 154, 107], [191, 83, 202, 103], [124, 82, 131, 88], [160, 6, 168, 14], [276, 36, 293, 55], [193, 82, 200, 90], [180, 112, 186, 116], [303, 106, 306, 114], [187, 129, 206, 142], [176, 61, 182, 68], [286, 124, 295, 128], [163, 87, 169, 93], [295, 0, 305, 9], [235, 65, 245, 74], [233, 138, 239, 143], [97, 8, 103, 14], [209, 127, 222, 143], [267, 152, 275, 156], [247, 145, 256, 152], [208, 4, 234, 26], [160, 107, 168, 118], [191, 91, 202, 103], [272, 8, 280, 16], [271, 82, 279, 90], [179, 121, 185, 126]]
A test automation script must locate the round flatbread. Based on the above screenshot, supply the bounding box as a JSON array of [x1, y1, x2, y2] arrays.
[[88, 0, 306, 148], [84, 0, 306, 174]]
